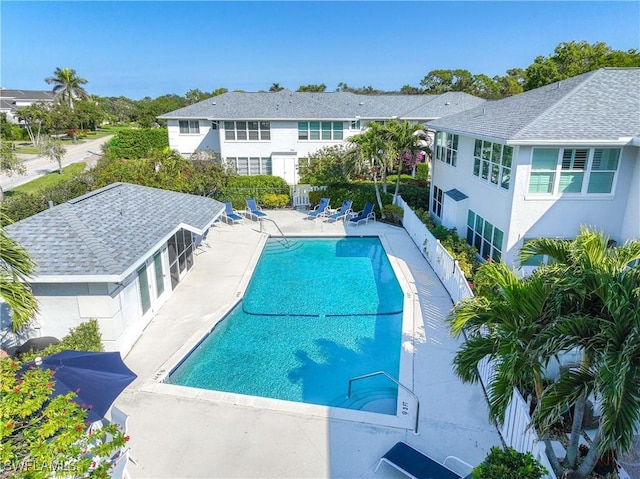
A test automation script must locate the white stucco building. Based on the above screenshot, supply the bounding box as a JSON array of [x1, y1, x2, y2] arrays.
[[427, 68, 640, 270], [158, 90, 486, 184], [2, 183, 224, 354], [0, 88, 54, 123]]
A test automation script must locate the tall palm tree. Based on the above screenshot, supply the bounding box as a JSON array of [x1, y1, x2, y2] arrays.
[[269, 82, 284, 92], [521, 227, 640, 478], [347, 122, 388, 217], [382, 120, 429, 200], [447, 261, 554, 422], [45, 67, 88, 109], [0, 213, 39, 331]]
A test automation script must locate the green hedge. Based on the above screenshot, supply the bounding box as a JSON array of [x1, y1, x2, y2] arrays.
[[19, 320, 104, 362], [415, 162, 429, 181], [308, 183, 393, 216], [1, 174, 93, 222], [103, 129, 169, 159], [218, 175, 290, 209]]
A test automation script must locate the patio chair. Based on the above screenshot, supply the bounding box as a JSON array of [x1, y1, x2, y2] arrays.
[[305, 197, 330, 220], [222, 202, 244, 224], [325, 200, 353, 222], [108, 449, 132, 479], [245, 198, 267, 220], [375, 442, 472, 479], [348, 202, 375, 226]]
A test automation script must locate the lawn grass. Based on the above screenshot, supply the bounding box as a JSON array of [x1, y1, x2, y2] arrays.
[[8, 162, 88, 196], [12, 128, 116, 154]]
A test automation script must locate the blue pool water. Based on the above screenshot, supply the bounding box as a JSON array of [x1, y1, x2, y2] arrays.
[[167, 237, 404, 413]]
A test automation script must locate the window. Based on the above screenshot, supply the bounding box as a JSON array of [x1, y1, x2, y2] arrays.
[[225, 157, 272, 176], [137, 265, 151, 314], [153, 251, 165, 298], [298, 121, 343, 141], [223, 121, 270, 141], [350, 120, 361, 130], [167, 229, 194, 291], [434, 131, 458, 167], [466, 210, 504, 262], [528, 148, 620, 195], [520, 239, 551, 267], [179, 120, 200, 134], [432, 186, 443, 218], [473, 139, 512, 190], [211, 121, 218, 130]]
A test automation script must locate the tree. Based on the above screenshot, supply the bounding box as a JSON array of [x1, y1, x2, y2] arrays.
[[524, 41, 640, 90], [298, 144, 357, 185], [0, 143, 26, 200], [399, 85, 424, 95], [15, 103, 51, 147], [45, 67, 89, 110], [448, 262, 554, 422], [38, 136, 66, 174], [296, 84, 326, 92], [0, 213, 39, 331], [269, 83, 284, 92], [133, 95, 187, 128], [493, 68, 526, 98], [520, 228, 640, 478], [420, 69, 474, 94], [348, 122, 387, 217], [0, 358, 127, 478], [335, 83, 385, 94], [185, 89, 212, 105]]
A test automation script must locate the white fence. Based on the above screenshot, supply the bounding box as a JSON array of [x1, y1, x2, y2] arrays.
[[398, 197, 556, 478], [396, 196, 473, 303], [290, 185, 326, 208]]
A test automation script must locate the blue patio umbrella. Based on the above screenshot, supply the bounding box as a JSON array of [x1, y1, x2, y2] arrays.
[[21, 350, 137, 423]]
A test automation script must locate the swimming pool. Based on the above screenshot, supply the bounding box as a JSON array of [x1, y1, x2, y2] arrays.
[[166, 237, 404, 413]]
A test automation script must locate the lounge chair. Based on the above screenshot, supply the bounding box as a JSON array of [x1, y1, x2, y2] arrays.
[[245, 198, 267, 220], [306, 197, 330, 220], [375, 442, 472, 479], [222, 202, 244, 224], [348, 202, 375, 226], [325, 200, 353, 222]]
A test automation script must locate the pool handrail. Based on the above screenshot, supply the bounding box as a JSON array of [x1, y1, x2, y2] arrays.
[[347, 370, 420, 435]]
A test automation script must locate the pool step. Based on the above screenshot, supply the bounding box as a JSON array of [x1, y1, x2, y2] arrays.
[[262, 240, 304, 254], [330, 386, 398, 415]]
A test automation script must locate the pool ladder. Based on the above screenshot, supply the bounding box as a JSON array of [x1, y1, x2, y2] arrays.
[[348, 371, 420, 435], [259, 217, 291, 248]]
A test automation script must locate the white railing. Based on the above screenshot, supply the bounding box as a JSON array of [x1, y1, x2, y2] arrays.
[[397, 196, 556, 478], [396, 196, 472, 303]]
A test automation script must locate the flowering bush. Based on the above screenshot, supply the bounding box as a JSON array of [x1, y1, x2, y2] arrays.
[[0, 358, 126, 478]]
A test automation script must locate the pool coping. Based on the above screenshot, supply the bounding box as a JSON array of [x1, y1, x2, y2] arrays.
[[142, 233, 419, 433]]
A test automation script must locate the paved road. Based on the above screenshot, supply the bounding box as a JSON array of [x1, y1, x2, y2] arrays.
[[0, 135, 113, 192]]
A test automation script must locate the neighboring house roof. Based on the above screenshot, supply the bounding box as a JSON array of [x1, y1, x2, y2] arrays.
[[157, 90, 486, 121], [428, 68, 640, 144], [0, 89, 54, 104], [5, 183, 225, 282]]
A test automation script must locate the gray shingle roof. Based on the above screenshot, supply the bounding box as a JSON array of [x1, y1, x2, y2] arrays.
[[428, 68, 640, 143], [5, 183, 224, 281], [0, 89, 54, 102], [157, 90, 486, 121]]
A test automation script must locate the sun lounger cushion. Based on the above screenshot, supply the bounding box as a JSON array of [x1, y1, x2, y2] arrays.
[[376, 442, 462, 479]]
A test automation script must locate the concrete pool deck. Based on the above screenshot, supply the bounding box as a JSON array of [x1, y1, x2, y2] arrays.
[[117, 209, 501, 478]]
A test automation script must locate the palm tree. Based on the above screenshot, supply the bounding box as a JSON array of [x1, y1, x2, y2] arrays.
[[0, 213, 39, 331], [347, 122, 388, 217], [382, 120, 429, 200], [521, 227, 640, 478], [269, 83, 284, 92], [45, 67, 88, 109], [447, 261, 554, 422]]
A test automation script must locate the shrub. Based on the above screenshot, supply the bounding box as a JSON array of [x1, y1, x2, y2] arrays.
[[472, 446, 546, 479], [308, 183, 393, 216], [397, 184, 429, 210], [382, 204, 404, 225], [218, 175, 290, 209], [103, 128, 169, 159], [19, 320, 104, 362], [415, 162, 429, 181], [262, 193, 289, 208]]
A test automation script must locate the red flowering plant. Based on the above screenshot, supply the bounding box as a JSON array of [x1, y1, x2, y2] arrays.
[[0, 358, 127, 479], [576, 444, 620, 475]]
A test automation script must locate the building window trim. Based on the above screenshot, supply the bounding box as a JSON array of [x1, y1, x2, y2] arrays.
[[432, 185, 443, 218], [298, 121, 344, 141], [225, 157, 273, 176], [466, 210, 504, 262], [473, 139, 512, 190], [223, 121, 271, 141], [179, 120, 200, 134], [528, 147, 620, 196], [434, 131, 459, 167]]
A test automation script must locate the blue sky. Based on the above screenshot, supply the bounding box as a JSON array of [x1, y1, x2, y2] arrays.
[[2, 1, 639, 99]]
